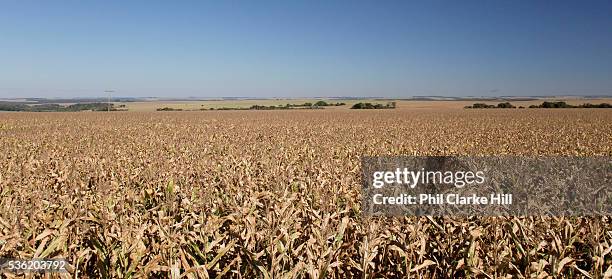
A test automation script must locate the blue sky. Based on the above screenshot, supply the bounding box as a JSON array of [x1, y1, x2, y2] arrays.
[[1, 0, 611, 98]]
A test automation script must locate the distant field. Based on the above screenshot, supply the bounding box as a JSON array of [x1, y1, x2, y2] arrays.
[[118, 99, 376, 111], [116, 98, 612, 111]]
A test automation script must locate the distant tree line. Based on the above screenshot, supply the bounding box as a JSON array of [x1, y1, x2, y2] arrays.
[[295, 101, 345, 107], [201, 101, 345, 111], [206, 107, 250, 111], [249, 105, 290, 110], [528, 101, 612, 108], [465, 102, 516, 109], [0, 102, 117, 112], [156, 107, 183, 111], [350, 102, 396, 109], [465, 101, 611, 109], [206, 105, 324, 111], [276, 101, 345, 108]]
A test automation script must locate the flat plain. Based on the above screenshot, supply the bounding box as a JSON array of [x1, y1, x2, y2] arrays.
[[0, 106, 611, 277], [117, 98, 612, 111]]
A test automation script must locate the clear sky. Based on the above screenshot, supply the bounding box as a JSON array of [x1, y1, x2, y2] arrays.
[[1, 0, 611, 98]]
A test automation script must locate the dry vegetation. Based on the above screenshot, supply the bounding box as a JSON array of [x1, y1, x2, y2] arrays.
[[0, 109, 611, 278]]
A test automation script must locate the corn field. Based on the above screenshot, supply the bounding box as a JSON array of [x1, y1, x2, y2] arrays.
[[0, 109, 611, 278]]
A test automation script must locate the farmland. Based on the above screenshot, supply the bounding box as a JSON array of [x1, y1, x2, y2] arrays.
[[117, 98, 612, 111], [0, 108, 611, 278]]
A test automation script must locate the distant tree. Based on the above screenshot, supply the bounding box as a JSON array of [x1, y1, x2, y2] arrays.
[[579, 103, 611, 108], [157, 107, 182, 111], [0, 102, 29, 111], [497, 102, 516, 108], [540, 101, 573, 108], [598, 103, 611, 108], [351, 103, 365, 109], [351, 102, 394, 109], [314, 100, 328, 106], [66, 103, 115, 111], [0, 102, 116, 112], [471, 103, 495, 108]]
